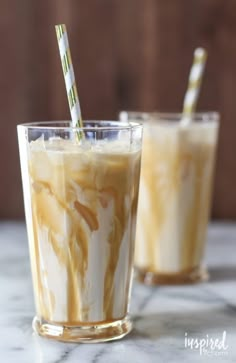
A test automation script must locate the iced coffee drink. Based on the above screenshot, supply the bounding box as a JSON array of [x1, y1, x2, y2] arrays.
[[121, 112, 219, 284], [18, 121, 142, 342]]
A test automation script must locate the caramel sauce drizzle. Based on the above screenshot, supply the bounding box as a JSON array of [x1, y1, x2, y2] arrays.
[[74, 200, 99, 232], [136, 128, 217, 273], [29, 146, 141, 324]]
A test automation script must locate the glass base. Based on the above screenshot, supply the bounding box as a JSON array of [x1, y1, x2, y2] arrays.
[[32, 315, 132, 343], [136, 266, 209, 285]]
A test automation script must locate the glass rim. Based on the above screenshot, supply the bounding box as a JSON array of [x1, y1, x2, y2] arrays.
[[120, 111, 220, 122], [17, 120, 142, 131]]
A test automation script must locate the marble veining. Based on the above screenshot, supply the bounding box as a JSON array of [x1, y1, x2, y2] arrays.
[[0, 221, 235, 363]]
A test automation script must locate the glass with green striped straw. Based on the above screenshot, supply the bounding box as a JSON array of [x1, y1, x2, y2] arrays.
[[55, 24, 83, 139]]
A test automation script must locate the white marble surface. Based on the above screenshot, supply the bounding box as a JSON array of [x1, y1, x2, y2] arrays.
[[0, 222, 235, 363]]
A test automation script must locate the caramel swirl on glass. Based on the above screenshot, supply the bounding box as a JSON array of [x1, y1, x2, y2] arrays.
[[128, 112, 219, 285], [28, 137, 141, 325]]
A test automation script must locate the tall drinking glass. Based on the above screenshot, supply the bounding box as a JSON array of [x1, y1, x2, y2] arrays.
[[120, 112, 219, 285], [17, 121, 142, 342]]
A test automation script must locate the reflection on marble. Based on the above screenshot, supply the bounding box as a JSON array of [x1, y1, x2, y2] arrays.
[[0, 222, 235, 363]]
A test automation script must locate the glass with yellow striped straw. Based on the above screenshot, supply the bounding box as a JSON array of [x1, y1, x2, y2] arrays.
[[120, 49, 220, 285], [17, 25, 143, 343]]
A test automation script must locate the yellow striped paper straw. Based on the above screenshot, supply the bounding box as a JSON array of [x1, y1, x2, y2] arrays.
[[182, 48, 207, 119], [55, 24, 83, 132]]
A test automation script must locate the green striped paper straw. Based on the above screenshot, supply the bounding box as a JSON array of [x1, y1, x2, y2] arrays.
[[55, 24, 83, 136], [182, 48, 208, 122]]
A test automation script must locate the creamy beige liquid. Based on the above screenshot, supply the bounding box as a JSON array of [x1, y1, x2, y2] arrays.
[[26, 138, 141, 325], [135, 121, 218, 276]]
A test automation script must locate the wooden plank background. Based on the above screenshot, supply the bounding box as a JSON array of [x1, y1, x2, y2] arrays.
[[0, 0, 236, 219]]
